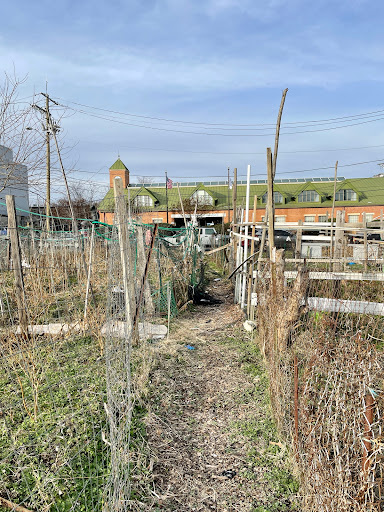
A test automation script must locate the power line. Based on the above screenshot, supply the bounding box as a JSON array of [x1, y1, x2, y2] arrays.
[[52, 106, 384, 137], [52, 95, 384, 128], [73, 142, 384, 157]]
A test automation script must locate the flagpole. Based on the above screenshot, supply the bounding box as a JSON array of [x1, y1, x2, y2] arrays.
[[165, 170, 169, 224]]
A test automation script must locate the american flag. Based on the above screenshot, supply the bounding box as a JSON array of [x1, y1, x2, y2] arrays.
[[166, 177, 173, 189]]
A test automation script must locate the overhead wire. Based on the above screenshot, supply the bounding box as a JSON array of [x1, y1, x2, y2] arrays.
[[52, 96, 384, 128], [69, 142, 384, 157], [51, 105, 384, 137]]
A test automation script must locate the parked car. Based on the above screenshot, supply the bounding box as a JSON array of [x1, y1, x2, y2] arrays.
[[199, 227, 217, 250], [252, 229, 295, 249], [348, 231, 381, 244], [239, 229, 295, 250]]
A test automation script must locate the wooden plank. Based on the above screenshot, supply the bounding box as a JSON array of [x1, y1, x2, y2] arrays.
[[253, 270, 384, 282], [251, 294, 384, 315], [204, 243, 231, 255]]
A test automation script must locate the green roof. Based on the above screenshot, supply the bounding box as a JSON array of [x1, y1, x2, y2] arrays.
[[98, 176, 384, 212], [110, 158, 128, 170]]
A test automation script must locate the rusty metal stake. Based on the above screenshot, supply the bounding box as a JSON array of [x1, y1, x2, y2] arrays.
[[133, 223, 158, 330], [294, 355, 299, 456], [362, 393, 375, 476]]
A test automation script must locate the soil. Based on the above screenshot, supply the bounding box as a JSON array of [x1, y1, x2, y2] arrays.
[[141, 279, 289, 511]]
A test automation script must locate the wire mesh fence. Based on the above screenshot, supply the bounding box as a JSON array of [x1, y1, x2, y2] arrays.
[[252, 250, 384, 511], [0, 195, 201, 511]]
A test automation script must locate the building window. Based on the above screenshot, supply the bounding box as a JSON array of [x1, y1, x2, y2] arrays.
[[191, 189, 213, 205], [298, 190, 320, 202], [262, 191, 283, 204], [364, 213, 374, 222], [275, 216, 286, 223], [348, 214, 360, 223], [134, 195, 153, 207], [261, 216, 266, 222], [304, 215, 316, 223], [335, 189, 357, 201], [318, 215, 327, 222]]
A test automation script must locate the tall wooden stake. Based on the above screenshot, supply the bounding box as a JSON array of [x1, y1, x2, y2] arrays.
[[6, 195, 28, 335], [267, 148, 275, 259], [114, 177, 133, 335], [165, 171, 169, 224], [272, 88, 288, 179], [363, 212, 368, 272], [227, 166, 231, 224], [330, 161, 338, 260], [84, 224, 95, 321], [177, 183, 187, 227]]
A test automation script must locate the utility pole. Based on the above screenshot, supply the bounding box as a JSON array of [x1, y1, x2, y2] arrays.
[[45, 94, 50, 232], [32, 93, 60, 232]]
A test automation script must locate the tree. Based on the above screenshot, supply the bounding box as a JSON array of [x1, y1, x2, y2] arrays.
[[0, 72, 45, 195], [51, 182, 102, 229]]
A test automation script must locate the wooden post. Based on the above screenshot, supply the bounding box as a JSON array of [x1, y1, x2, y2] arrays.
[[113, 177, 133, 336], [84, 224, 95, 321], [272, 88, 288, 178], [362, 394, 374, 476], [295, 220, 303, 260], [363, 212, 368, 272], [6, 195, 28, 335], [267, 148, 275, 259], [247, 195, 257, 317], [334, 210, 343, 272], [380, 209, 383, 241], [330, 161, 338, 260], [177, 183, 187, 227]]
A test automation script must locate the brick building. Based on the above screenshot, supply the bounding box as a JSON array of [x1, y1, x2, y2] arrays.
[[98, 158, 384, 226]]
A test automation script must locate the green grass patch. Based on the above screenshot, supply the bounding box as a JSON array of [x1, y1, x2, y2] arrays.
[[222, 331, 300, 512]]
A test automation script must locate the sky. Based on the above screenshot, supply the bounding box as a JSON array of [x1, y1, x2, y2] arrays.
[[2, 0, 384, 201]]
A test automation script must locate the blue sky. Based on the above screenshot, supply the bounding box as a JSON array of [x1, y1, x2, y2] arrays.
[[2, 0, 384, 200]]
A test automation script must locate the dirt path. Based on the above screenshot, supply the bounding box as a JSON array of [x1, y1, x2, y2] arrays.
[[143, 280, 297, 512]]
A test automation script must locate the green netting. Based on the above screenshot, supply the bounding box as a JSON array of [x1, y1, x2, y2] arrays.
[[152, 282, 178, 319]]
